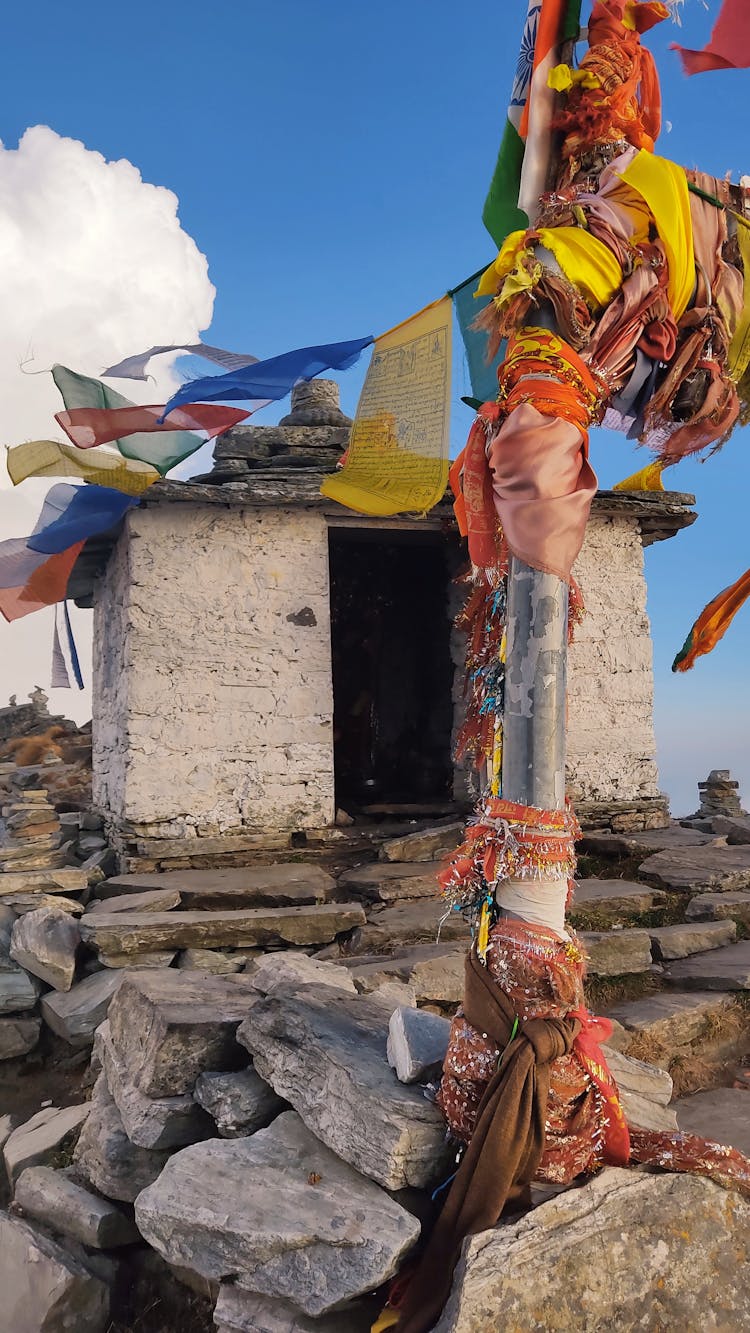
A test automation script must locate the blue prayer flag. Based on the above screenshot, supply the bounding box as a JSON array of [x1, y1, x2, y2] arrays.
[[27, 484, 137, 555], [452, 280, 504, 405], [160, 336, 374, 418]]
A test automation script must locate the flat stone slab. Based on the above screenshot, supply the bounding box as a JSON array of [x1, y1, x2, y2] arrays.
[[4, 1103, 90, 1187], [686, 891, 750, 925], [582, 826, 717, 858], [605, 1047, 676, 1132], [41, 970, 123, 1046], [249, 952, 357, 996], [580, 930, 652, 976], [675, 1088, 750, 1156], [239, 987, 452, 1190], [0, 1015, 41, 1060], [711, 815, 750, 845], [570, 880, 667, 915], [664, 939, 750, 990], [107, 969, 257, 1097], [100, 949, 178, 969], [87, 888, 181, 915], [10, 906, 80, 991], [387, 1005, 450, 1084], [0, 1210, 111, 1333], [73, 1073, 171, 1203], [338, 862, 443, 904], [194, 1069, 287, 1137], [98, 864, 336, 909], [378, 822, 464, 864], [351, 900, 469, 954], [2, 891, 84, 916], [80, 903, 366, 956], [99, 1020, 212, 1149], [648, 920, 736, 960], [639, 844, 750, 893], [177, 947, 250, 973], [0, 965, 40, 1014], [14, 1165, 139, 1248], [607, 991, 732, 1049], [135, 1111, 420, 1318], [343, 944, 467, 1004], [432, 1169, 750, 1333]]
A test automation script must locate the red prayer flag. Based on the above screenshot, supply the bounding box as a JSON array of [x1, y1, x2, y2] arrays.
[[673, 0, 750, 75], [54, 403, 252, 451], [0, 543, 85, 623]]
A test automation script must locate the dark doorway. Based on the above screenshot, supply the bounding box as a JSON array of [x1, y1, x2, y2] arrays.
[[329, 527, 457, 812]]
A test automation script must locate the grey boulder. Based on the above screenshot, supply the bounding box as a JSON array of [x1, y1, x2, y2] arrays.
[[194, 1069, 286, 1137], [387, 1005, 451, 1084], [10, 906, 81, 991], [0, 1210, 110, 1333], [14, 1165, 139, 1248]]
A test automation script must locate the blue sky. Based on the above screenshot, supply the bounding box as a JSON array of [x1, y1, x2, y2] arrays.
[[2, 0, 748, 815]]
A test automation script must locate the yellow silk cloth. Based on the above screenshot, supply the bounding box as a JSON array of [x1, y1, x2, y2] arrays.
[[477, 226, 622, 311], [613, 459, 670, 491], [321, 297, 452, 517], [616, 151, 695, 320], [728, 214, 750, 382], [6, 439, 160, 496]]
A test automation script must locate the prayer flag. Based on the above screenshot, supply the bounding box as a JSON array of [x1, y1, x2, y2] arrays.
[[482, 0, 582, 247], [320, 299, 452, 517], [55, 403, 251, 451], [673, 0, 750, 75], [6, 439, 160, 496], [612, 459, 670, 492], [52, 366, 205, 475], [50, 602, 84, 690], [673, 567, 750, 671], [0, 544, 84, 623], [103, 342, 259, 381], [160, 336, 375, 418], [452, 280, 504, 404], [27, 484, 137, 556]]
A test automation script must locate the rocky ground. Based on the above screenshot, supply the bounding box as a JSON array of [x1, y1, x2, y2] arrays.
[[1, 759, 750, 1330]]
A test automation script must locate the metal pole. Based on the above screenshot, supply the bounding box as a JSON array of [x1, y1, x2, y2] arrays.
[[501, 557, 568, 811]]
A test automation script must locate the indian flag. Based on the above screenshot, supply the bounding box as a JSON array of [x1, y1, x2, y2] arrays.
[[483, 0, 582, 248]]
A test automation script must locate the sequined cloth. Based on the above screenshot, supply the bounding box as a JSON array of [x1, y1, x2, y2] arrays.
[[437, 917, 750, 1195]]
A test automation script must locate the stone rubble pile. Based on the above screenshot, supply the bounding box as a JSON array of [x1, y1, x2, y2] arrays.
[[1, 781, 750, 1328]]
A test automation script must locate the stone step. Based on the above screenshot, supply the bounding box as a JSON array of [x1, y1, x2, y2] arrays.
[[638, 844, 750, 894], [581, 825, 717, 859], [97, 864, 336, 909], [580, 929, 652, 976], [675, 1087, 750, 1156], [570, 880, 667, 917], [647, 920, 736, 960], [86, 888, 181, 915], [40, 970, 123, 1047], [686, 892, 750, 925], [664, 939, 750, 991], [349, 899, 468, 955], [606, 991, 734, 1050], [378, 822, 464, 864], [79, 902, 366, 957], [4, 1103, 90, 1188], [341, 944, 466, 1005], [604, 1047, 677, 1132], [711, 815, 750, 845], [337, 862, 442, 904]]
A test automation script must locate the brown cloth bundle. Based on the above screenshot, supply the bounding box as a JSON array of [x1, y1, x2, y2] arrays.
[[396, 948, 581, 1333]]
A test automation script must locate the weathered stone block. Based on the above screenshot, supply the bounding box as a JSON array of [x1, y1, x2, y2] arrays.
[[100, 1021, 212, 1150], [0, 1210, 110, 1333], [0, 966, 40, 1014], [686, 891, 750, 925], [387, 1005, 451, 1084], [0, 1014, 41, 1060], [664, 940, 750, 990], [4, 1104, 90, 1188], [87, 888, 181, 914], [675, 1087, 750, 1156], [14, 1165, 139, 1248], [214, 1286, 375, 1333], [41, 970, 122, 1046], [607, 991, 731, 1051], [249, 952, 356, 996], [604, 1047, 676, 1132], [648, 920, 736, 960], [432, 1170, 750, 1332], [239, 986, 452, 1190], [134, 1112, 420, 1317], [73, 1074, 170, 1203], [570, 879, 667, 916], [107, 970, 256, 1097], [379, 823, 464, 863], [580, 929, 652, 976], [99, 864, 335, 909], [194, 1069, 286, 1137], [338, 862, 444, 904], [350, 900, 469, 955], [10, 906, 81, 991], [639, 844, 750, 893]]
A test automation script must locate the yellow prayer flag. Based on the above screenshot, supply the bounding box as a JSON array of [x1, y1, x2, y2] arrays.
[[320, 297, 452, 517], [728, 213, 750, 383], [6, 439, 160, 496], [612, 459, 670, 492]]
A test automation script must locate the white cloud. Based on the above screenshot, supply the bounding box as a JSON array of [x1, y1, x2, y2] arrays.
[[0, 126, 215, 723]]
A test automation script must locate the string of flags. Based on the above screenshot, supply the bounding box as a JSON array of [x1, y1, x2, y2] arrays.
[[6, 0, 750, 684]]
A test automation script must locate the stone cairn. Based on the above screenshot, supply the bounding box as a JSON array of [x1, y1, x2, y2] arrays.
[[201, 378, 352, 484], [695, 769, 747, 821]]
